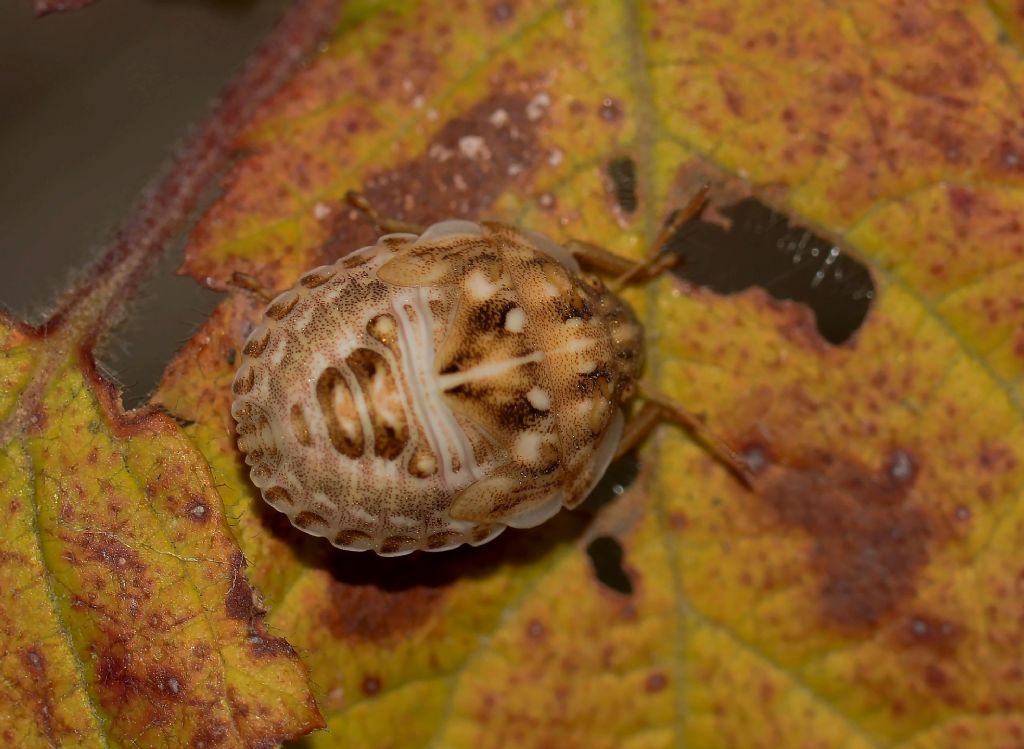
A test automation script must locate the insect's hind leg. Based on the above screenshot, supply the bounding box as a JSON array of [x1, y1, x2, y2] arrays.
[[345, 190, 427, 236], [617, 383, 755, 489]]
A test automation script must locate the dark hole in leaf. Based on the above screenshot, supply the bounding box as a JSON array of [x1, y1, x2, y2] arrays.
[[579, 452, 640, 513], [667, 197, 874, 344], [101, 239, 224, 409], [586, 535, 633, 594], [607, 156, 638, 213]]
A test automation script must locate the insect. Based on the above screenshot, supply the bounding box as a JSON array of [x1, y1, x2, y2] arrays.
[[231, 189, 749, 556]]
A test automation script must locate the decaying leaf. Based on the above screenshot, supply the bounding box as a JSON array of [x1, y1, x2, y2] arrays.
[[155, 0, 1024, 747], [0, 316, 323, 746], [10, 0, 1024, 746]]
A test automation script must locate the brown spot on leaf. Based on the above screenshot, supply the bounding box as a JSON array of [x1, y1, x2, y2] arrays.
[[899, 614, 962, 657], [757, 447, 930, 633], [222, 555, 298, 661], [947, 185, 976, 220], [26, 405, 48, 434], [526, 618, 545, 641], [328, 91, 542, 259], [598, 97, 623, 122], [19, 647, 60, 743], [225, 553, 265, 621], [186, 496, 210, 523], [191, 722, 229, 748], [96, 651, 186, 716], [248, 632, 296, 658], [645, 671, 668, 693], [22, 646, 45, 674], [362, 675, 382, 696], [323, 579, 446, 641], [978, 442, 1016, 472], [490, 1, 514, 23]]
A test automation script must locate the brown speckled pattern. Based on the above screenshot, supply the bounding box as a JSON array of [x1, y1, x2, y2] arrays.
[[231, 220, 642, 555]]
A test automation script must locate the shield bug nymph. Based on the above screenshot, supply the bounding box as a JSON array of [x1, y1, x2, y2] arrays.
[[231, 189, 749, 556]]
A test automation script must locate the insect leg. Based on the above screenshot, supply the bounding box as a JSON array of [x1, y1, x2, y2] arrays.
[[564, 238, 639, 277], [630, 382, 755, 488], [613, 400, 664, 460], [610, 184, 710, 289], [565, 184, 709, 289], [345, 190, 427, 235], [230, 271, 275, 303]]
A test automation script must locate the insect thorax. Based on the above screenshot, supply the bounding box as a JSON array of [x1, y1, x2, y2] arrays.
[[231, 220, 642, 555]]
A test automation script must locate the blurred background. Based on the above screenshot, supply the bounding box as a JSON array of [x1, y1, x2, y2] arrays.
[[0, 0, 291, 405]]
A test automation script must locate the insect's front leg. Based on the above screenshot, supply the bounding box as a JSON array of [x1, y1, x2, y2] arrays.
[[565, 184, 710, 289], [230, 271, 275, 303], [345, 190, 427, 236]]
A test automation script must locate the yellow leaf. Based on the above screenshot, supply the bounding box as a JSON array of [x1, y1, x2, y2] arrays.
[[156, 1, 1024, 747], [1, 312, 322, 746]]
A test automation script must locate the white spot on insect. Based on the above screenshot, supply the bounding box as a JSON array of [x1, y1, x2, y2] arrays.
[[453, 173, 469, 191], [349, 506, 375, 524], [411, 451, 437, 477], [313, 202, 331, 221], [390, 515, 420, 529], [526, 92, 551, 121], [504, 306, 526, 332], [458, 135, 490, 160], [466, 269, 500, 300], [270, 339, 289, 366], [568, 337, 594, 353], [489, 108, 510, 128], [514, 431, 544, 462], [577, 360, 597, 374], [548, 148, 564, 167], [426, 108, 439, 121], [412, 95, 425, 109], [542, 281, 560, 297], [526, 387, 551, 411], [507, 163, 525, 177], [293, 308, 315, 331], [564, 317, 584, 330]]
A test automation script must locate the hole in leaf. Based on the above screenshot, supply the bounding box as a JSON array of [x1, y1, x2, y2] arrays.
[[100, 241, 223, 409], [668, 197, 875, 344], [579, 453, 640, 513], [586, 535, 633, 594], [607, 156, 638, 213]]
